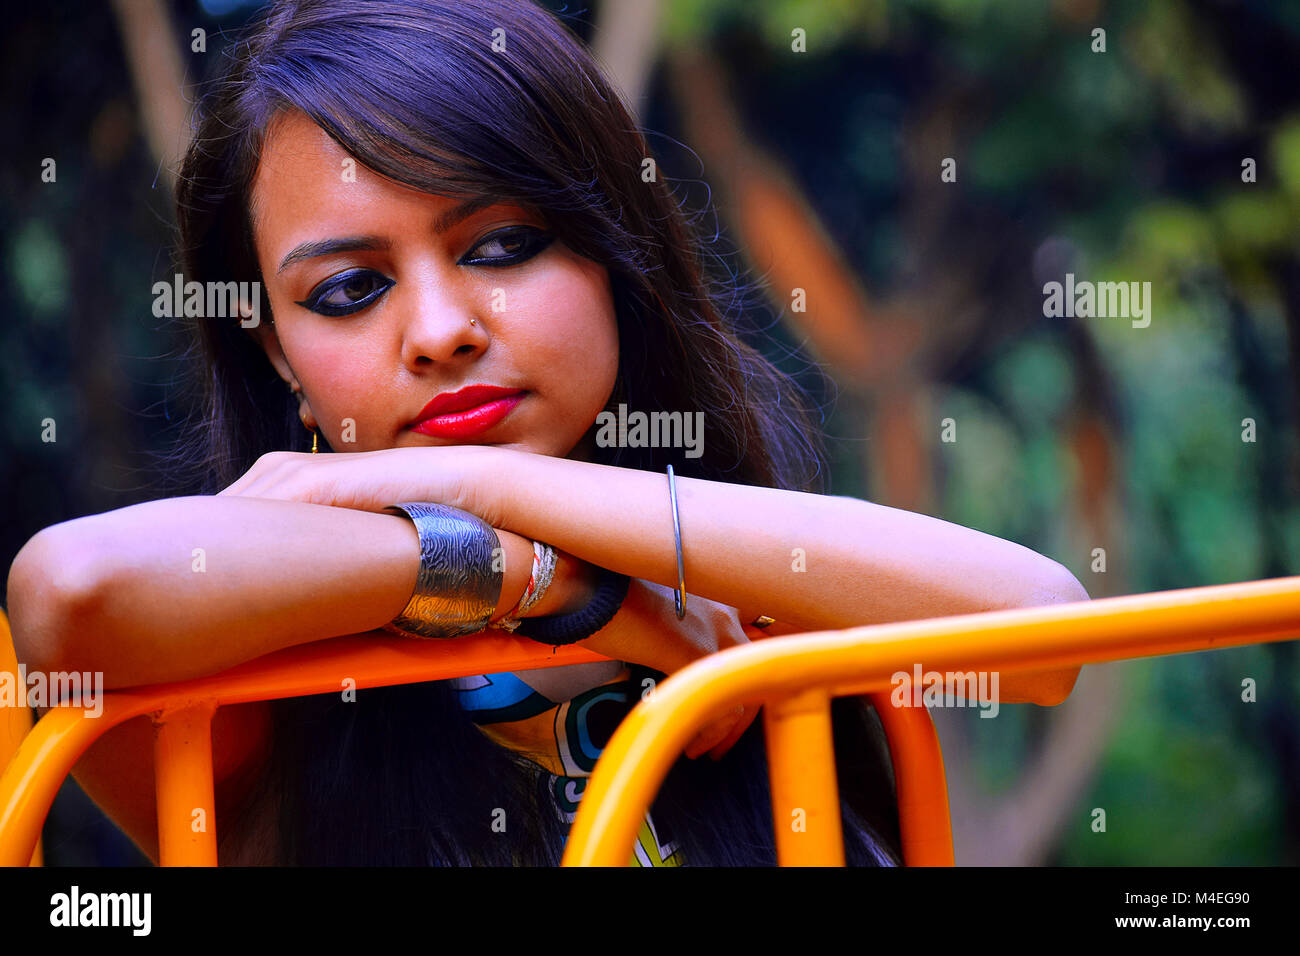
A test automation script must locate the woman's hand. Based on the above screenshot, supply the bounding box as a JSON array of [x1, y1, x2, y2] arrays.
[[580, 578, 765, 761], [216, 446, 502, 523]]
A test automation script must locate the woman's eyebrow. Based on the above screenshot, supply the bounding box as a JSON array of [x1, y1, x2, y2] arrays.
[[275, 197, 504, 274], [277, 236, 391, 274]]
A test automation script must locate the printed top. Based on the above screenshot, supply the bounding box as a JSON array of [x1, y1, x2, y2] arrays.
[[451, 662, 683, 867]]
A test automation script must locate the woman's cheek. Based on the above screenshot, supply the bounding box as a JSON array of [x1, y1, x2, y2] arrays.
[[302, 355, 380, 448]]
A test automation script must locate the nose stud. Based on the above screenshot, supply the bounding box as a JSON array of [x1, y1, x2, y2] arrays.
[[469, 318, 477, 326]]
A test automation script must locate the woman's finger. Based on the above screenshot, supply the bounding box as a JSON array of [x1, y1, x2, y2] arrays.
[[707, 703, 759, 761], [684, 721, 733, 760], [684, 704, 745, 759]]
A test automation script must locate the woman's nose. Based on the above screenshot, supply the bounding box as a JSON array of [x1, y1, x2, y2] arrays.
[[397, 275, 490, 367]]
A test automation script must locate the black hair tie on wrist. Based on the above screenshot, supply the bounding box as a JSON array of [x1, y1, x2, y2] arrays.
[[515, 567, 630, 646]]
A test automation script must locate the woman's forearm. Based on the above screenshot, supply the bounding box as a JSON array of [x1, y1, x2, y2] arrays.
[[5, 496, 577, 688], [471, 451, 1086, 705], [481, 450, 1089, 631]]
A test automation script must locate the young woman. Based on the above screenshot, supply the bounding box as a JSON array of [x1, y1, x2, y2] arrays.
[[6, 0, 1086, 866]]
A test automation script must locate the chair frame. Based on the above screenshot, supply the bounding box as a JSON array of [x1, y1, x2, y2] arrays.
[[2, 575, 1297, 866]]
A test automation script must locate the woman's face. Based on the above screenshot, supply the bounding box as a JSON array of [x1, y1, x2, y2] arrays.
[[246, 110, 619, 460]]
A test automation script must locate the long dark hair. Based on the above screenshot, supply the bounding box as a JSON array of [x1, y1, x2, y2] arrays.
[[168, 0, 901, 866]]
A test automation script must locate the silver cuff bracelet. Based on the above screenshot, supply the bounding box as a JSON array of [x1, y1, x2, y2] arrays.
[[382, 501, 503, 640]]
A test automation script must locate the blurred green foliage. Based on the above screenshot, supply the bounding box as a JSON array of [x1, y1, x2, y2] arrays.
[[664, 0, 1300, 863]]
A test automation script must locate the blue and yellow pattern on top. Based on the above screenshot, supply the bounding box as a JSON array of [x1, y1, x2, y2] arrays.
[[451, 667, 683, 866]]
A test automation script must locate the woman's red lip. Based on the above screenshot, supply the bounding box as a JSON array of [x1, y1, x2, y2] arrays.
[[410, 393, 525, 439], [413, 385, 524, 420]]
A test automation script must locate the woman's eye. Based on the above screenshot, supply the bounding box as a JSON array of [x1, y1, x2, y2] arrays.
[[295, 270, 393, 317], [292, 229, 549, 317], [462, 227, 554, 266]]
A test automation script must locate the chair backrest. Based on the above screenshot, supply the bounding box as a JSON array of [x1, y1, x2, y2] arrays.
[[0, 626, 609, 866], [0, 615, 943, 866], [560, 575, 1300, 865], [5, 575, 1299, 866]]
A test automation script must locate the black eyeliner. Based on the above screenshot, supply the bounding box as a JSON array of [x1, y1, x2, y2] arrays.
[[293, 227, 553, 317], [459, 226, 554, 266], [295, 269, 393, 317]]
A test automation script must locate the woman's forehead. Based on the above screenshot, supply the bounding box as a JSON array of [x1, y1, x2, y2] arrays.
[[250, 112, 379, 232], [248, 111, 526, 261]]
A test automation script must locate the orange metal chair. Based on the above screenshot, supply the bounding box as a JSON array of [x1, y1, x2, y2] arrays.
[[3, 575, 1298, 866], [0, 624, 609, 866], [0, 610, 41, 866], [563, 575, 1300, 865]]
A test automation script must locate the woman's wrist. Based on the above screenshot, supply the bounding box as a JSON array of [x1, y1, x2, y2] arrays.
[[486, 544, 597, 626], [487, 528, 536, 623], [446, 443, 512, 526], [525, 550, 599, 617], [446, 446, 597, 621]]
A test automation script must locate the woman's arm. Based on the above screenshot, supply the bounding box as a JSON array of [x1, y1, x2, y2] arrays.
[[208, 445, 1089, 704], [4, 495, 591, 688], [473, 450, 1089, 627], [471, 450, 1088, 705]]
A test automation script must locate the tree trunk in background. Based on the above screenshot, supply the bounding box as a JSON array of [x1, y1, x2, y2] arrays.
[[593, 0, 664, 122], [109, 0, 189, 193]]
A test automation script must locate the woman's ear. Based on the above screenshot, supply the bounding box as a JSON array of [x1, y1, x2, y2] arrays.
[[245, 321, 317, 432]]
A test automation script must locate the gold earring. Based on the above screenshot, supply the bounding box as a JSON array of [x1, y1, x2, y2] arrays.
[[311, 428, 319, 454]]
